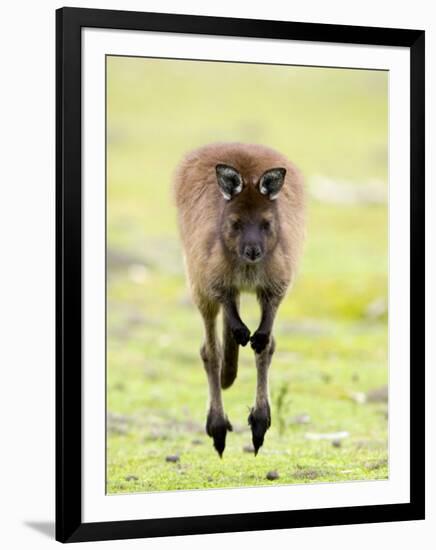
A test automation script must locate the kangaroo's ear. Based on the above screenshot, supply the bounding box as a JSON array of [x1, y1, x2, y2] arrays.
[[215, 164, 243, 200], [258, 168, 286, 200]]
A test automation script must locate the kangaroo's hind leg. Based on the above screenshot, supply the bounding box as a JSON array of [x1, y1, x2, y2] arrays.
[[248, 337, 275, 455], [248, 290, 281, 454], [198, 299, 232, 457]]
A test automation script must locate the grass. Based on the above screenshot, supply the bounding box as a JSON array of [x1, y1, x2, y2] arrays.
[[106, 57, 388, 493]]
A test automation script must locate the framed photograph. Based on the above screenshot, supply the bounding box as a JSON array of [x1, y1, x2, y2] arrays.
[[56, 7, 425, 543]]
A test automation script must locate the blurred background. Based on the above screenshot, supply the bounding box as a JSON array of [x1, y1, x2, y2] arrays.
[[106, 56, 388, 493]]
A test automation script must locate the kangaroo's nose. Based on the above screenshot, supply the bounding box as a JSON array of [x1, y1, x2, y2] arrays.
[[243, 244, 262, 262]]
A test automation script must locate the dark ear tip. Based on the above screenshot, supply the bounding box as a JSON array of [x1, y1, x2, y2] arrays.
[[260, 167, 287, 178], [272, 167, 286, 178]]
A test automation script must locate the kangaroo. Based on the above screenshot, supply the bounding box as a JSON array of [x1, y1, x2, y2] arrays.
[[174, 142, 305, 456]]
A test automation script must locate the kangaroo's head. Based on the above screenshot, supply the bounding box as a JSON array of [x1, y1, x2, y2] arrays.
[[216, 164, 286, 264]]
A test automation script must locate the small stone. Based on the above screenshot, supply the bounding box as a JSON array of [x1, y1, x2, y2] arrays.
[[125, 475, 138, 481], [191, 439, 203, 445], [266, 470, 280, 481], [332, 439, 342, 448], [165, 454, 180, 463], [243, 444, 255, 453]]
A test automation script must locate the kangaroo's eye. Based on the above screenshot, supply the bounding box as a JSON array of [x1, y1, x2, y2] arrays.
[[231, 220, 242, 231], [261, 220, 271, 231]]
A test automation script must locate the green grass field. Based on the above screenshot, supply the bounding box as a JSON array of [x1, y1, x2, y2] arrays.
[[106, 57, 388, 493]]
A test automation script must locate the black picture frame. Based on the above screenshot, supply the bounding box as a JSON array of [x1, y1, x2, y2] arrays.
[[56, 6, 425, 543]]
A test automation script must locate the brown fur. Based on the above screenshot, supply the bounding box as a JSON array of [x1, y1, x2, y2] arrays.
[[174, 142, 305, 455]]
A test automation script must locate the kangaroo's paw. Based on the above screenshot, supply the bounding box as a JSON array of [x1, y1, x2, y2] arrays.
[[248, 403, 271, 455], [250, 330, 270, 354], [231, 325, 250, 347], [206, 411, 233, 457]]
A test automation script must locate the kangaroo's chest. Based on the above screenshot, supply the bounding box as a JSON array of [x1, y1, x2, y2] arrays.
[[233, 264, 265, 292]]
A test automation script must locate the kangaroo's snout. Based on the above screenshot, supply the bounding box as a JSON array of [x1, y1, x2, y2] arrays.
[[242, 243, 263, 263]]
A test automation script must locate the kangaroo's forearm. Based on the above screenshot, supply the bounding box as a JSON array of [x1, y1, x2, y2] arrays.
[[223, 298, 245, 331], [220, 291, 250, 347], [256, 291, 281, 334]]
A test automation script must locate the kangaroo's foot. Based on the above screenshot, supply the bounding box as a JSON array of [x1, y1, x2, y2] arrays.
[[206, 410, 233, 457], [248, 402, 271, 455]]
